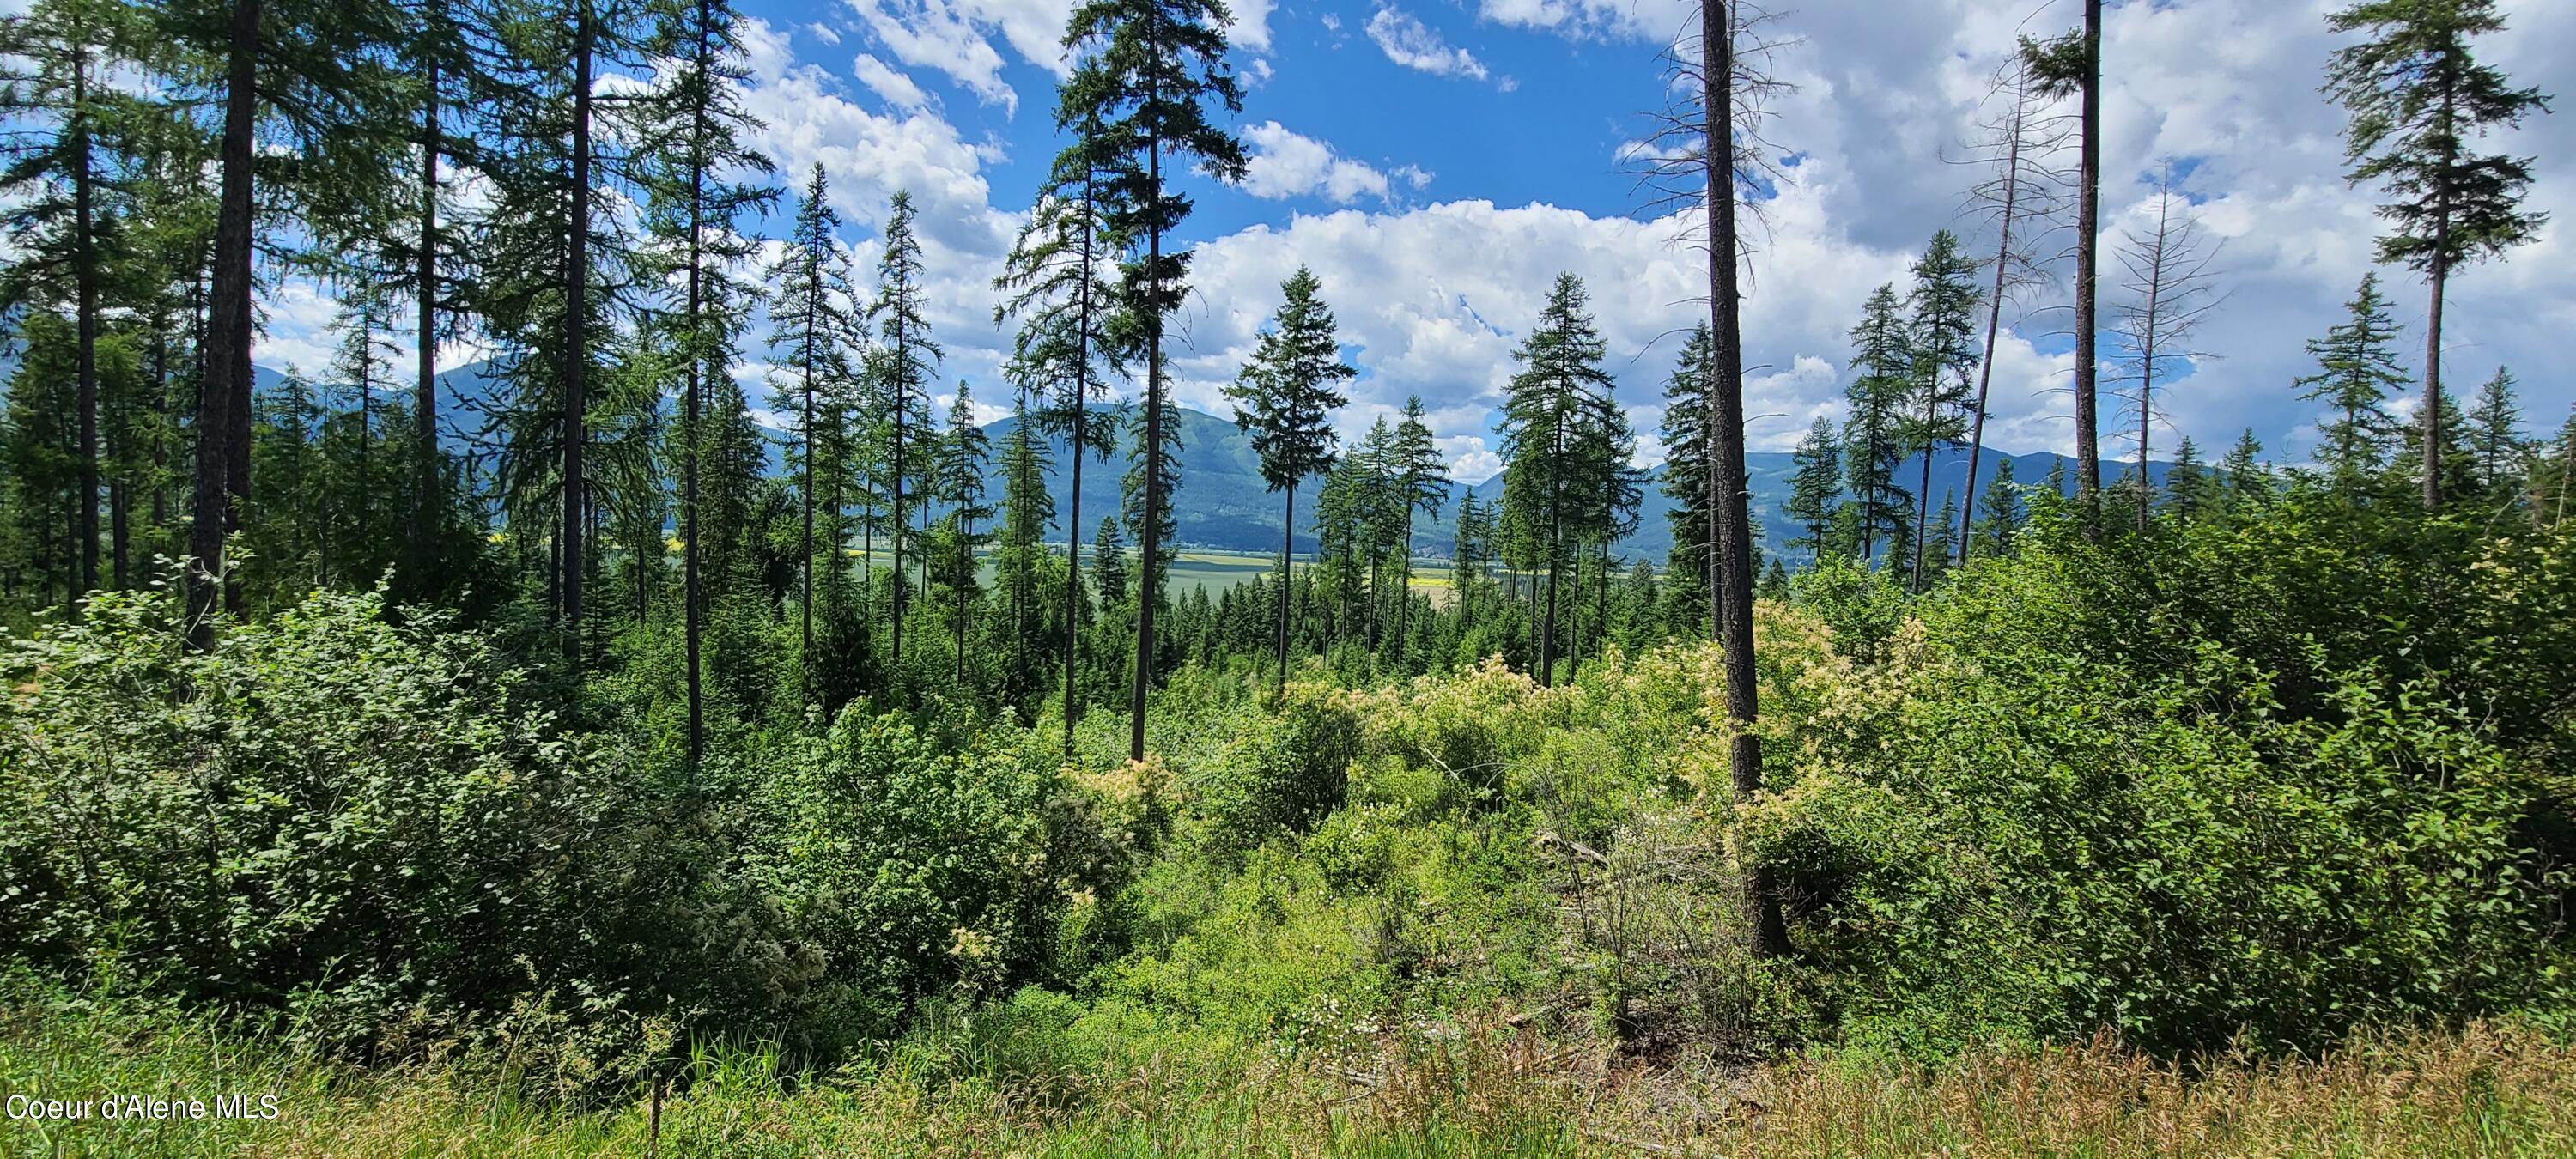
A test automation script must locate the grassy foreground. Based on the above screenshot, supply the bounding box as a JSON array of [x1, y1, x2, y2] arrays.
[[5, 992, 2573, 1156]]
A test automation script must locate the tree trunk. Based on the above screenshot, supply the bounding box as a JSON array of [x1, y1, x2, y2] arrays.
[[1127, 63, 1163, 764], [1274, 482, 1292, 691], [562, 0, 593, 670], [72, 44, 99, 596], [1704, 0, 1788, 958], [683, 6, 706, 770], [2072, 0, 2103, 531], [1959, 107, 2020, 563], [188, 0, 261, 649], [415, 27, 441, 567]]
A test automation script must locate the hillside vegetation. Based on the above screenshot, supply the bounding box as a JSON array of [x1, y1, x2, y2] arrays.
[[5, 488, 2571, 1153]]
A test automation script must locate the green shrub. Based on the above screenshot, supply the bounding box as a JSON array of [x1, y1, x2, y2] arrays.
[[1196, 684, 1360, 849]]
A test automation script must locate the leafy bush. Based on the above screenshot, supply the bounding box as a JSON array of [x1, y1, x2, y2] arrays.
[[0, 586, 780, 1061]]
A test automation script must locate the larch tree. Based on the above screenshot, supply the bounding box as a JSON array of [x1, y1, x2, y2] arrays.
[[2325, 0, 2551, 510], [159, 0, 408, 646], [1905, 228, 1980, 591], [762, 166, 853, 696], [1057, 0, 1246, 760], [1223, 264, 1350, 692], [936, 385, 993, 687], [866, 189, 939, 667], [639, 0, 775, 761], [997, 129, 1127, 752]]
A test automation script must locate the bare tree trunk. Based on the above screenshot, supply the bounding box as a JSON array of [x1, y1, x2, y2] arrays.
[[1959, 106, 2021, 563], [2072, 0, 2103, 531], [1704, 0, 1787, 959]]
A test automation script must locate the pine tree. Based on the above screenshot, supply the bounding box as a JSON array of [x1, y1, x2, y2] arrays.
[[997, 117, 1126, 749], [2464, 366, 2527, 495], [1844, 283, 1911, 565], [1388, 395, 1450, 669], [1905, 230, 1981, 590], [1497, 272, 1617, 687], [1659, 324, 1716, 623], [937, 385, 993, 686], [156, 0, 407, 642], [640, 0, 777, 758], [1783, 416, 1842, 560], [2297, 273, 2409, 484], [1224, 265, 1350, 689], [764, 167, 854, 692], [866, 190, 939, 667], [2112, 161, 2221, 531], [1058, 0, 1246, 760], [1972, 456, 2022, 559], [2326, 0, 2553, 509]]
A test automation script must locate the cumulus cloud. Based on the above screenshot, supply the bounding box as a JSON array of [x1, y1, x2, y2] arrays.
[[851, 52, 931, 110], [1241, 122, 1416, 204], [1366, 8, 1491, 82]]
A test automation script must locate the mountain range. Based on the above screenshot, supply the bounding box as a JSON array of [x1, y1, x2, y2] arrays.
[[289, 360, 2171, 562]]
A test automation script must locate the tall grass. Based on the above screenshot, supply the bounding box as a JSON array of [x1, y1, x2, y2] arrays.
[[7, 988, 2571, 1156]]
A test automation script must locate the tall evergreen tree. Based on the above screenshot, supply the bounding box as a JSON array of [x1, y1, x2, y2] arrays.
[[641, 0, 776, 758], [1224, 265, 1350, 690], [161, 0, 408, 644], [866, 190, 939, 667], [763, 166, 853, 691], [1659, 324, 1715, 624], [936, 385, 993, 686], [1844, 283, 1911, 564], [1972, 456, 2021, 559], [1783, 416, 1841, 560], [1905, 229, 1980, 590], [2325, 0, 2553, 509], [2464, 365, 2526, 496], [1057, 0, 1246, 760], [2297, 273, 2409, 484], [0, 0, 154, 598], [1496, 272, 1616, 687], [997, 123, 1124, 750], [1388, 396, 1449, 669]]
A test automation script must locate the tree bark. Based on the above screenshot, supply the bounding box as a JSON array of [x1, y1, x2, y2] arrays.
[[1128, 40, 1163, 764], [1704, 0, 1788, 958], [2072, 0, 2102, 531], [1959, 106, 2021, 564], [1275, 482, 1293, 691], [562, 0, 594, 669], [188, 0, 261, 649]]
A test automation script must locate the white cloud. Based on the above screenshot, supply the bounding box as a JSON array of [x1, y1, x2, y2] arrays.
[[840, 0, 1082, 112], [805, 21, 842, 46], [852, 52, 932, 110], [1366, 8, 1491, 82], [1241, 122, 1414, 204]]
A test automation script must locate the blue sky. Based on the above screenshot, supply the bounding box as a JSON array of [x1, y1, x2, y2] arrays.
[[254, 0, 2576, 483]]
